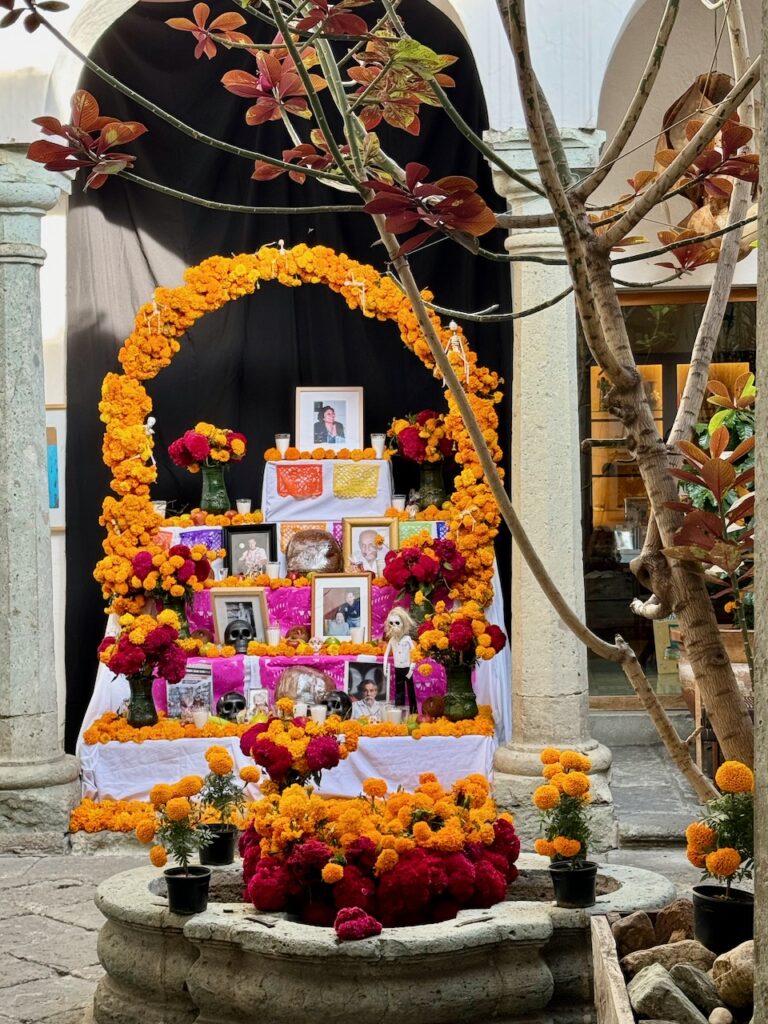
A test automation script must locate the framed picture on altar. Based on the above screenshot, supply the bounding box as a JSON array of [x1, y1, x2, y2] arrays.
[[311, 573, 371, 641], [397, 520, 449, 545], [345, 660, 387, 721], [295, 387, 364, 452], [167, 665, 213, 724], [225, 523, 277, 578], [211, 587, 269, 645], [343, 517, 397, 573]]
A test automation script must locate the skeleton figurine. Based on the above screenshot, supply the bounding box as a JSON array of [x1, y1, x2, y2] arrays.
[[224, 618, 254, 654], [383, 607, 418, 713]]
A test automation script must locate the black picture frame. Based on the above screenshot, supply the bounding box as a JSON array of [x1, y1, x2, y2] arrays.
[[225, 523, 277, 578]]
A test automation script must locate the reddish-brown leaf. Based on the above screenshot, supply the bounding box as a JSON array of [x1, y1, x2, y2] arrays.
[[99, 121, 147, 149], [677, 439, 708, 466], [726, 435, 754, 464], [708, 425, 730, 459], [208, 10, 246, 30], [27, 139, 77, 163], [71, 90, 100, 131], [700, 458, 736, 500], [251, 160, 285, 181]]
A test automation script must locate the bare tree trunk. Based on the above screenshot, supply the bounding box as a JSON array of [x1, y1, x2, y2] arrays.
[[753, 1, 767, 1013]]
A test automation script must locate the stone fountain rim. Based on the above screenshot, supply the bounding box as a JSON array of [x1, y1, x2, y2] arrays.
[[95, 854, 676, 959]]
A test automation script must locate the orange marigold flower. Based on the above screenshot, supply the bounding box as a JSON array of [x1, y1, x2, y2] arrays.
[[561, 772, 591, 798], [540, 747, 562, 766], [165, 797, 192, 822], [532, 784, 561, 811], [149, 845, 168, 868], [240, 766, 262, 784], [542, 764, 563, 781], [174, 775, 204, 797], [715, 760, 754, 794], [206, 751, 234, 776], [419, 772, 438, 785], [321, 863, 344, 884], [149, 783, 173, 807], [534, 838, 556, 858], [705, 847, 742, 878], [135, 820, 156, 844], [412, 821, 433, 844], [685, 821, 717, 852], [552, 836, 581, 858], [374, 849, 400, 875], [363, 778, 388, 799], [687, 846, 706, 868], [559, 750, 592, 773]]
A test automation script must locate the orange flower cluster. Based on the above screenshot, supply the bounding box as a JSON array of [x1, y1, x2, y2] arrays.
[[69, 798, 155, 834], [164, 509, 265, 527], [82, 710, 249, 745], [532, 747, 593, 863], [685, 760, 754, 881], [264, 447, 387, 462], [96, 244, 504, 620]]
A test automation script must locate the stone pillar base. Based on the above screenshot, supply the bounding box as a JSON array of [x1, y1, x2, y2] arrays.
[[0, 754, 80, 853], [494, 740, 618, 853]]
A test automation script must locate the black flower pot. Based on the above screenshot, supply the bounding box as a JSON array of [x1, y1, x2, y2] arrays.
[[692, 884, 754, 954], [164, 866, 211, 915], [549, 860, 598, 908], [199, 824, 238, 866]]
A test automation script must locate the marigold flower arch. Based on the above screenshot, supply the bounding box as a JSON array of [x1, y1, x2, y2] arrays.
[[95, 243, 503, 612]]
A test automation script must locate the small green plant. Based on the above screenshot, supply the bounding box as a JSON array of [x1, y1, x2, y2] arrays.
[[532, 748, 593, 866], [200, 746, 246, 825], [685, 760, 754, 895]]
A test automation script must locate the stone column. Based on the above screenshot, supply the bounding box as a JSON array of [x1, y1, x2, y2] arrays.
[[484, 129, 616, 849], [0, 146, 79, 852]]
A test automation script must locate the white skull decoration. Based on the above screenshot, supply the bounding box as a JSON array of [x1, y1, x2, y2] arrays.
[[384, 607, 417, 641]]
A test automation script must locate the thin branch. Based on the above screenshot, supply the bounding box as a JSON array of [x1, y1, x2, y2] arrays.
[[611, 214, 756, 265], [119, 171, 364, 214], [575, 0, 681, 200], [423, 284, 573, 323], [602, 54, 761, 247]]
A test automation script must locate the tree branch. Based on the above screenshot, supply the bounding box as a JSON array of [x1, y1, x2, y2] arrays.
[[601, 55, 761, 248], [574, 0, 680, 201], [422, 284, 573, 323]]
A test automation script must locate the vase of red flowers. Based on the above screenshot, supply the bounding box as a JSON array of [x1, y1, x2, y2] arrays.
[[168, 422, 247, 514], [383, 536, 466, 617], [130, 543, 218, 641], [388, 410, 455, 511], [415, 608, 506, 722], [98, 609, 188, 728]]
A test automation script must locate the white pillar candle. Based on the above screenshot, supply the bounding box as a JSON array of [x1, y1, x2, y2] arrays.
[[275, 434, 290, 456], [191, 709, 209, 729], [384, 707, 402, 725], [266, 562, 280, 579], [267, 626, 281, 646], [293, 701, 308, 718], [310, 705, 327, 724], [349, 626, 365, 644], [236, 499, 252, 514], [370, 433, 386, 458], [392, 495, 406, 511]]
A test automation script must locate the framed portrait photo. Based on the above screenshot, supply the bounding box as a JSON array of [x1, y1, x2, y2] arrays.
[[45, 404, 66, 532], [225, 523, 277, 578], [345, 659, 387, 721], [342, 517, 397, 573], [211, 587, 269, 645], [397, 520, 450, 545], [295, 386, 364, 452], [311, 573, 371, 642]]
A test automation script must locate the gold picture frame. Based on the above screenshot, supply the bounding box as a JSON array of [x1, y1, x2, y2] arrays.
[[311, 573, 372, 641], [342, 517, 398, 573], [210, 586, 268, 645]]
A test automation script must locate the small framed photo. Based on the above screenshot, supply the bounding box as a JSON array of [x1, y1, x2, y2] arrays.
[[211, 587, 269, 644], [295, 387, 364, 452], [45, 405, 66, 532], [343, 517, 398, 573], [167, 665, 213, 723], [225, 524, 277, 577], [311, 573, 371, 641], [345, 660, 387, 721], [246, 686, 271, 718], [397, 520, 449, 545]]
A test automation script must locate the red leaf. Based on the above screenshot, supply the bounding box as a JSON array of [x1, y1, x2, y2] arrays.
[[324, 11, 368, 34], [27, 139, 76, 163], [385, 209, 422, 234], [677, 439, 708, 466], [700, 458, 736, 500], [245, 99, 280, 125], [32, 115, 65, 136], [251, 160, 285, 181], [397, 228, 437, 255], [708, 425, 729, 459], [71, 90, 100, 131], [98, 121, 147, 150], [192, 2, 210, 28], [166, 17, 199, 30], [433, 175, 479, 194], [405, 162, 430, 190], [221, 70, 262, 97], [670, 468, 707, 488], [726, 435, 755, 464], [209, 10, 246, 30], [720, 123, 752, 157]]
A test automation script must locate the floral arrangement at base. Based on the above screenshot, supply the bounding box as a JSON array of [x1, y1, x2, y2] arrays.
[[69, 798, 155, 834], [383, 532, 466, 610], [685, 760, 754, 892], [532, 748, 593, 865], [98, 609, 188, 685], [239, 772, 519, 932], [169, 422, 247, 471], [136, 773, 212, 869], [264, 447, 385, 462], [388, 410, 455, 464]]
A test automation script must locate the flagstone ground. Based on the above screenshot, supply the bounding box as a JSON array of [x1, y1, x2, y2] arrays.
[[0, 743, 705, 1023]]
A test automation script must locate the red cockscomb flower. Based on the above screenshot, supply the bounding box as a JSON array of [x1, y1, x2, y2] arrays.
[[334, 907, 382, 942]]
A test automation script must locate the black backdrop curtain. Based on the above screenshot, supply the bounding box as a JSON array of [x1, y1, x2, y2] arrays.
[[65, 0, 512, 750]]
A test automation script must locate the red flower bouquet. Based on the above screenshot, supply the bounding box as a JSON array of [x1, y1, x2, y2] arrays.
[[388, 411, 455, 464], [415, 602, 506, 670], [239, 706, 350, 792], [239, 773, 519, 933], [99, 609, 188, 683], [169, 421, 247, 473], [383, 536, 466, 610]]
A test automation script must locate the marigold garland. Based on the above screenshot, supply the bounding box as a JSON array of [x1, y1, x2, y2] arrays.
[[96, 244, 503, 616]]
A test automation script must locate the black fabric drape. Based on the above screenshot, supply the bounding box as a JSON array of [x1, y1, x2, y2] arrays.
[[65, 0, 512, 750]]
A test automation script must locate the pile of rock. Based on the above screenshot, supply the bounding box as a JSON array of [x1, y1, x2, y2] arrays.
[[609, 898, 754, 1024]]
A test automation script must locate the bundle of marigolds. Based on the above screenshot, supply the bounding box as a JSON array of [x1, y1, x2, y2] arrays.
[[239, 699, 352, 791], [98, 608, 187, 685], [239, 773, 520, 933], [383, 532, 466, 609], [130, 542, 219, 601], [415, 602, 506, 669], [169, 422, 247, 471], [136, 773, 211, 869], [388, 409, 455, 463], [532, 748, 593, 865], [685, 759, 754, 893]]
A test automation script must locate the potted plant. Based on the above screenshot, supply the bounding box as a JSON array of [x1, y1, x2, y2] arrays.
[[686, 759, 754, 954], [532, 748, 596, 908], [198, 745, 246, 865], [136, 776, 212, 914]]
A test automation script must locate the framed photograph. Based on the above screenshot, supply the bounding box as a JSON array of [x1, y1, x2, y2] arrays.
[[343, 517, 397, 573], [246, 686, 271, 718], [345, 660, 387, 721], [45, 404, 66, 532], [225, 524, 277, 577], [295, 386, 364, 452], [397, 520, 450, 545], [311, 573, 371, 641], [167, 665, 213, 723], [211, 587, 269, 644]]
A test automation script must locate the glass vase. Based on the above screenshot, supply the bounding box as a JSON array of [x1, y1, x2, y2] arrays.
[[443, 663, 478, 722], [419, 461, 446, 511], [163, 595, 190, 639], [127, 674, 158, 728], [200, 462, 230, 514]]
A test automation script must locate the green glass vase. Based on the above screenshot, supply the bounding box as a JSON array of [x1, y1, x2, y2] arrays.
[[164, 595, 191, 639], [419, 461, 446, 511], [443, 663, 478, 722], [127, 674, 158, 728], [200, 462, 230, 514]]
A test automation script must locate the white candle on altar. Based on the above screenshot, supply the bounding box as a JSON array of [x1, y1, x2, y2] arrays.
[[294, 702, 308, 718], [191, 709, 209, 729], [370, 433, 386, 458], [275, 434, 290, 456], [349, 626, 365, 644], [267, 627, 281, 646], [384, 707, 402, 724], [310, 705, 327, 724], [236, 498, 252, 514], [266, 562, 280, 579], [392, 495, 406, 511]]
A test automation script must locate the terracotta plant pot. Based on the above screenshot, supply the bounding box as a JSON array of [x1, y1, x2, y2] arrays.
[[692, 884, 754, 954], [164, 865, 211, 915], [549, 861, 597, 909], [199, 825, 238, 867]]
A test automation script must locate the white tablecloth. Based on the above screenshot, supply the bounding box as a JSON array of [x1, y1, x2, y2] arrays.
[[79, 734, 496, 801], [261, 460, 394, 521]]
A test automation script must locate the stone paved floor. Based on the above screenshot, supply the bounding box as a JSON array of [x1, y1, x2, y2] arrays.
[[0, 743, 707, 1022]]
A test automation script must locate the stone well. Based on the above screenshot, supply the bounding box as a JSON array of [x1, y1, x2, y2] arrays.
[[93, 855, 676, 1024]]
